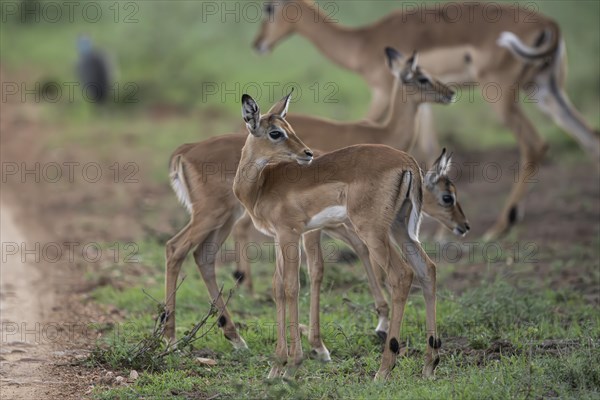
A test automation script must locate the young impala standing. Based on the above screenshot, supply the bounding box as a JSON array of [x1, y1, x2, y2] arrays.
[[233, 48, 455, 293], [235, 92, 453, 379], [164, 49, 469, 353], [253, 0, 599, 239]]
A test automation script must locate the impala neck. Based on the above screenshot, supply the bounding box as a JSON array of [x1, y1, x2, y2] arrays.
[[380, 82, 422, 151], [234, 141, 269, 212], [294, 2, 364, 72]]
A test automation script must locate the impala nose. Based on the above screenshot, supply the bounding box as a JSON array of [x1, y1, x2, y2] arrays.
[[253, 39, 269, 54], [465, 222, 471, 231], [304, 149, 313, 158], [446, 90, 456, 103]]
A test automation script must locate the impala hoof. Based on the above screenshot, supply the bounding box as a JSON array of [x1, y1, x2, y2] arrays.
[[484, 205, 523, 241], [268, 366, 284, 379], [309, 346, 331, 362], [374, 369, 390, 382], [283, 365, 300, 379], [422, 355, 440, 378], [483, 223, 508, 242], [231, 336, 249, 350]]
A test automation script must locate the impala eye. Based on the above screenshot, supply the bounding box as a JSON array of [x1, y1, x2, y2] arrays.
[[442, 195, 454, 205], [269, 131, 283, 140]]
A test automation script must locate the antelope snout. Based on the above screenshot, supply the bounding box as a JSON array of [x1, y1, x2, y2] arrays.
[[453, 221, 470, 237], [444, 89, 456, 104], [297, 149, 313, 165], [253, 38, 270, 55]]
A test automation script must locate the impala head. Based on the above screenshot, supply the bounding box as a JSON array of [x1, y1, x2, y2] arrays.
[[253, 0, 299, 54], [423, 149, 470, 236], [241, 91, 314, 165], [385, 47, 455, 105]]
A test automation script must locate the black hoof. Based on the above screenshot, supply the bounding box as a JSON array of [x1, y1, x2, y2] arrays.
[[428, 336, 442, 349], [376, 330, 387, 343]]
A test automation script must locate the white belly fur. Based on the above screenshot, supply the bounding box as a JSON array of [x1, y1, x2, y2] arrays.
[[306, 206, 348, 230]]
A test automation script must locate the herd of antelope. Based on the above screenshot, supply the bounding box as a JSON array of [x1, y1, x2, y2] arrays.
[[163, 1, 599, 381]]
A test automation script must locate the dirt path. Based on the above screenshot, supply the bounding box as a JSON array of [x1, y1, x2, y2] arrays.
[[0, 203, 63, 399]]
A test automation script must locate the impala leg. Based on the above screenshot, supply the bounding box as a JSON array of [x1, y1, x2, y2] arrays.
[[377, 251, 413, 381], [268, 235, 293, 378], [395, 227, 441, 378], [355, 230, 412, 381], [326, 224, 390, 341], [484, 84, 548, 240], [164, 221, 194, 340], [352, 225, 412, 380], [231, 214, 255, 292], [532, 62, 600, 164], [193, 214, 248, 350], [280, 233, 303, 378], [536, 86, 600, 162], [302, 229, 331, 362], [268, 264, 287, 378]]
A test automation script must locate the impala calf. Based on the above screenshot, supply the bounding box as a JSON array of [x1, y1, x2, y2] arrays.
[[235, 92, 453, 380], [304, 146, 468, 363]]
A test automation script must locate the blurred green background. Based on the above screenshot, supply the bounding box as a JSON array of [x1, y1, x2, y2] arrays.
[[1, 0, 599, 176], [2, 2, 598, 398]]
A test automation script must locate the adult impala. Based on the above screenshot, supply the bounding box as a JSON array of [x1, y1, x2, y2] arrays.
[[164, 49, 468, 352], [253, 0, 600, 239], [233, 47, 455, 293], [235, 92, 453, 379]]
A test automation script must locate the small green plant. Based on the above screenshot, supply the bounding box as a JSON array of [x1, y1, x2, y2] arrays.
[[87, 283, 232, 373]]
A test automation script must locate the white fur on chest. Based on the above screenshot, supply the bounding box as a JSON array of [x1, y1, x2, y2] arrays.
[[306, 206, 348, 230]]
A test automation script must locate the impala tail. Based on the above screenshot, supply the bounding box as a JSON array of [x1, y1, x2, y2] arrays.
[[497, 24, 559, 62], [393, 169, 423, 243], [169, 154, 193, 214], [407, 171, 423, 243]]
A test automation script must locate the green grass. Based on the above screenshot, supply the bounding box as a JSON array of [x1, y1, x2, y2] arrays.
[[86, 237, 599, 399]]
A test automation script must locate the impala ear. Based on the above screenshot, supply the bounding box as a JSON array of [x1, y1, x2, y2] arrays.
[[401, 51, 419, 82], [426, 148, 452, 187], [409, 50, 419, 72], [267, 88, 293, 119], [241, 94, 260, 134], [385, 46, 403, 69]]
